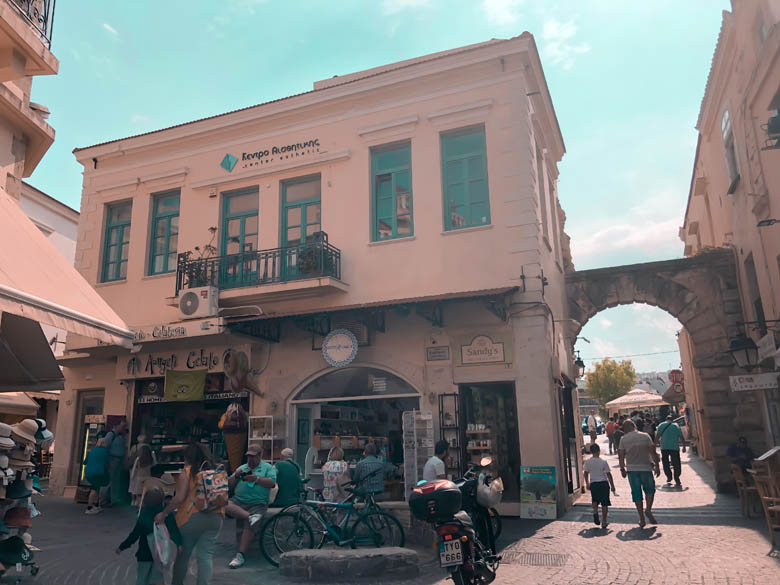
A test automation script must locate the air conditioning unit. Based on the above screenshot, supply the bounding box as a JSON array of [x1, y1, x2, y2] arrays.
[[178, 286, 219, 320]]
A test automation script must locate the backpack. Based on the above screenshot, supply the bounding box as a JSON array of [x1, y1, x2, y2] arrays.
[[193, 463, 229, 511]]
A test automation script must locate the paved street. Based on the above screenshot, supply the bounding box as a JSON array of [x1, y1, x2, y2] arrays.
[[20, 438, 779, 585]]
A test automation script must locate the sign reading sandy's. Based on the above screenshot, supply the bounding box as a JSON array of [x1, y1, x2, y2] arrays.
[[455, 333, 513, 366]]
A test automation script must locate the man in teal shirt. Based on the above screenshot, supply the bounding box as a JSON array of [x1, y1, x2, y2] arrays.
[[656, 414, 684, 487], [226, 445, 276, 569]]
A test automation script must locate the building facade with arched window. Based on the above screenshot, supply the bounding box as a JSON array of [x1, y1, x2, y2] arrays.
[[50, 34, 584, 518]]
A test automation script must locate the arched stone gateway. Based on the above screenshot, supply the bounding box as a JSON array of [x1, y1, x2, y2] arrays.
[[566, 248, 764, 491]]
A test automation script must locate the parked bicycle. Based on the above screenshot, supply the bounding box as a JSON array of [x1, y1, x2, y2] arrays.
[[260, 467, 405, 565]]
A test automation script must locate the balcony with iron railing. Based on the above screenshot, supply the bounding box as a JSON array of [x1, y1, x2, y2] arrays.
[[175, 232, 346, 302], [7, 0, 55, 48]]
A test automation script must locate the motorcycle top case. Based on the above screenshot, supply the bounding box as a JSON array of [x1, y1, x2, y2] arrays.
[[409, 480, 462, 521]]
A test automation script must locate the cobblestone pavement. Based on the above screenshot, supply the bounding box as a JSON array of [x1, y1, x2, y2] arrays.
[[19, 437, 779, 585]]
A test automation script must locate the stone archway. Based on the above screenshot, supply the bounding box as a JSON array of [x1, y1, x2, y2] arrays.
[[566, 248, 761, 490]]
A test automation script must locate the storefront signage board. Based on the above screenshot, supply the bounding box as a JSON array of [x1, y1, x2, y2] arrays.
[[455, 333, 512, 366], [118, 344, 251, 379], [757, 333, 776, 364], [729, 373, 780, 392], [164, 369, 207, 402], [520, 466, 556, 519], [322, 329, 359, 367], [132, 318, 224, 343], [426, 346, 450, 361], [222, 138, 321, 173]]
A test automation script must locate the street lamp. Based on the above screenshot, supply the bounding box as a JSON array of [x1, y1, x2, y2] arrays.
[[574, 351, 586, 378], [727, 334, 759, 369], [757, 218, 778, 227]]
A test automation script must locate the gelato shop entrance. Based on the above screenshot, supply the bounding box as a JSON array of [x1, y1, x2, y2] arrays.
[[291, 367, 421, 501]]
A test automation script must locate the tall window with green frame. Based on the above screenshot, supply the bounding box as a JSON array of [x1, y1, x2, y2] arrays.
[[149, 190, 180, 275], [372, 142, 412, 241], [441, 125, 490, 230], [101, 201, 132, 282]]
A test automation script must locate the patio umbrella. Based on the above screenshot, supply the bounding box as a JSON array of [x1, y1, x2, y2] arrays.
[[606, 388, 669, 411]]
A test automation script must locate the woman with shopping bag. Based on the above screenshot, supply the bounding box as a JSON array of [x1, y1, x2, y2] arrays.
[[154, 443, 226, 585]]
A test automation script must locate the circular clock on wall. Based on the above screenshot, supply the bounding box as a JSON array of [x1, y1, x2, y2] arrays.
[[322, 329, 359, 368]]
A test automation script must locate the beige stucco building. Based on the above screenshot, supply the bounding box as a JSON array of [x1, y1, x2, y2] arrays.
[[679, 0, 780, 457], [52, 34, 584, 517]]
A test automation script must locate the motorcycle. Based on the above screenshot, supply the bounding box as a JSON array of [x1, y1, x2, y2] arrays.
[[454, 457, 503, 555], [409, 457, 502, 585]]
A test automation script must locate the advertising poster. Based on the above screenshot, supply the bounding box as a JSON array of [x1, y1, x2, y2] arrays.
[[520, 466, 557, 519], [164, 369, 207, 402]]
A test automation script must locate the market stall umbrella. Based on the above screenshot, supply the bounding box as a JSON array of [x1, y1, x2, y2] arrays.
[[0, 191, 132, 347], [606, 388, 670, 411]]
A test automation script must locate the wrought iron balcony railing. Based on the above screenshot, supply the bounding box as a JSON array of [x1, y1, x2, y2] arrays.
[[9, 0, 55, 48], [175, 232, 342, 296]]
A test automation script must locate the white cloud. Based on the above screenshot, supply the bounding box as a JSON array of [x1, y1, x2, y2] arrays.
[[541, 18, 590, 70], [103, 23, 118, 35], [131, 114, 151, 124], [482, 0, 524, 26], [599, 317, 613, 329], [381, 0, 430, 15], [227, 0, 268, 15]]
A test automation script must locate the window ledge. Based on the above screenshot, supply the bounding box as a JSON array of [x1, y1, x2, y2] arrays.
[[368, 236, 416, 247], [94, 279, 127, 288], [542, 236, 553, 252], [143, 272, 175, 281], [441, 224, 493, 236]]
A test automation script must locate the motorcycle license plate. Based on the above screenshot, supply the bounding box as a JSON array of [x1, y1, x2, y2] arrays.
[[439, 540, 463, 567]]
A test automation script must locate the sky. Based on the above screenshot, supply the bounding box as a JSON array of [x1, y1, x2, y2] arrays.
[[27, 0, 730, 374]]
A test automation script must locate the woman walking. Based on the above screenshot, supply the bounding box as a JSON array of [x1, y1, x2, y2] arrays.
[[321, 447, 350, 502], [155, 444, 225, 585], [128, 435, 156, 507]]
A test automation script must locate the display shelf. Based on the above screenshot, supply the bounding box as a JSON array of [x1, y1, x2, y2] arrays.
[[466, 446, 492, 451], [466, 430, 491, 434]]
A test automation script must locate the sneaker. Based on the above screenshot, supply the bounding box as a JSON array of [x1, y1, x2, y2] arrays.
[[85, 506, 101, 515], [593, 513, 600, 526], [601, 521, 609, 530], [675, 481, 682, 489], [645, 509, 657, 524], [248, 513, 262, 528], [229, 553, 245, 569]]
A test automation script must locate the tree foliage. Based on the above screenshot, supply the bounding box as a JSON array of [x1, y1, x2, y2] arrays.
[[585, 358, 636, 406]]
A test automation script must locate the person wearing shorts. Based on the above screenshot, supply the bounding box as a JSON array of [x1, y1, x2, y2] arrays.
[[225, 445, 277, 569], [84, 438, 110, 515], [618, 419, 661, 527], [583, 443, 616, 529]]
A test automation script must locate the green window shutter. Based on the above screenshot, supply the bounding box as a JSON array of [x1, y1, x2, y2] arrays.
[[148, 190, 180, 275], [441, 126, 490, 230], [102, 201, 132, 282], [371, 142, 413, 241]]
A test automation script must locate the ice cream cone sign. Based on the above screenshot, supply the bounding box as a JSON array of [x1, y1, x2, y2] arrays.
[[222, 349, 264, 397]]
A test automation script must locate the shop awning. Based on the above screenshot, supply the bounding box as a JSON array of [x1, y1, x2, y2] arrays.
[[25, 390, 60, 401], [0, 312, 64, 392], [0, 392, 40, 416], [0, 190, 133, 347]]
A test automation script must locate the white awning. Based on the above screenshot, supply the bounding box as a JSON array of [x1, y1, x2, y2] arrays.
[[0, 392, 40, 416], [0, 191, 133, 347]]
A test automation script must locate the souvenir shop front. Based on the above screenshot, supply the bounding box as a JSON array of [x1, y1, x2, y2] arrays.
[[119, 343, 255, 474], [289, 366, 423, 502]]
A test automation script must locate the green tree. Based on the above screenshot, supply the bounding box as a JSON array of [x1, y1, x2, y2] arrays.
[[585, 358, 636, 406]]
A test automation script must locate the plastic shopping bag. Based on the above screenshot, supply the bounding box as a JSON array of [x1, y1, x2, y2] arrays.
[[148, 523, 175, 570]]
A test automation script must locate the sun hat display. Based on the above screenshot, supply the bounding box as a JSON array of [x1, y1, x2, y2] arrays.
[[0, 455, 8, 469], [4, 507, 32, 528], [6, 479, 32, 499], [0, 424, 13, 451], [9, 449, 30, 461], [0, 518, 8, 535], [10, 420, 38, 446], [0, 423, 11, 438], [9, 456, 35, 471], [34, 419, 46, 431]]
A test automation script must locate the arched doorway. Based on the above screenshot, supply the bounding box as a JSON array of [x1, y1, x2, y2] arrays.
[[566, 248, 765, 490], [289, 366, 421, 501]]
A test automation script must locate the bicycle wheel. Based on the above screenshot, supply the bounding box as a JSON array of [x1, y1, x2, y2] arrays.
[[259, 512, 314, 567], [282, 503, 329, 548], [349, 511, 405, 548]]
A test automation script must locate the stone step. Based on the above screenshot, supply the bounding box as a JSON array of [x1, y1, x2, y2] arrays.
[[280, 547, 419, 581]]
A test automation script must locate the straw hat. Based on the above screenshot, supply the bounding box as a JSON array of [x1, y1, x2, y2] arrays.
[[10, 420, 38, 446], [6, 479, 32, 500], [9, 449, 30, 462], [0, 423, 11, 438], [0, 455, 8, 469]]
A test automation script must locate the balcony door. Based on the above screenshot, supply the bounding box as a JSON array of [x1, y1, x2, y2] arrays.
[[281, 175, 321, 280], [221, 187, 259, 289]]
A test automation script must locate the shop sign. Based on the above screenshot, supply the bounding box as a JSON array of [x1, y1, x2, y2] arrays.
[[118, 344, 250, 378], [322, 329, 359, 368], [456, 334, 512, 366], [520, 466, 557, 519], [132, 318, 224, 343], [426, 346, 450, 362], [729, 373, 780, 392], [222, 138, 321, 173], [164, 370, 207, 402], [757, 333, 776, 364]]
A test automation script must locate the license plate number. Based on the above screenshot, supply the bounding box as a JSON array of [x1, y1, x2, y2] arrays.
[[439, 540, 463, 567]]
